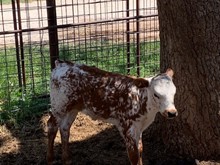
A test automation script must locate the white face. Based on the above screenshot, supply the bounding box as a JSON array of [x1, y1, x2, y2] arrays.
[[149, 70, 177, 119]]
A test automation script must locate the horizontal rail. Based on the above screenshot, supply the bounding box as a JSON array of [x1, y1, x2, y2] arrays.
[[0, 14, 158, 35]]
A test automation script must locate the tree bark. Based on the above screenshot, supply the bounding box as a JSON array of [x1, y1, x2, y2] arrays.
[[144, 0, 220, 163]]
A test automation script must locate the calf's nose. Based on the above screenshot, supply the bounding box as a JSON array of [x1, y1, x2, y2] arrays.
[[164, 109, 178, 119], [167, 111, 177, 118]]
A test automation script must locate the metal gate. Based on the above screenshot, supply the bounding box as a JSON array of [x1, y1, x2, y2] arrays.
[[0, 0, 159, 122]]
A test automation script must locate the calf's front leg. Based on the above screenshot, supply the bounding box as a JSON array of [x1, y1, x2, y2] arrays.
[[124, 128, 143, 165], [138, 135, 143, 165]]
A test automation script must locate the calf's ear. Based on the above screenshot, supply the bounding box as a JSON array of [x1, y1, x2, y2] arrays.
[[134, 78, 149, 88], [166, 68, 174, 78]]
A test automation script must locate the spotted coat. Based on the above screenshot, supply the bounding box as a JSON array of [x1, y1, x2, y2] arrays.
[[47, 60, 177, 165]]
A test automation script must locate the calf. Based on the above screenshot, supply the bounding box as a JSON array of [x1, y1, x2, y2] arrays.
[[47, 60, 177, 165]]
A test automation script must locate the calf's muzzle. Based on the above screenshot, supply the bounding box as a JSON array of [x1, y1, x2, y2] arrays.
[[163, 109, 178, 119]]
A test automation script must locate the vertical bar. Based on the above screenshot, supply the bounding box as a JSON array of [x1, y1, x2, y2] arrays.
[[83, 0, 87, 64], [126, 0, 130, 75], [46, 0, 59, 70], [26, 1, 35, 92], [16, 0, 26, 88], [136, 0, 140, 77], [1, 1, 11, 105], [12, 0, 22, 88]]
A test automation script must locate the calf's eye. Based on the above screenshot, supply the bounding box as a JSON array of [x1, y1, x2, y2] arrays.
[[154, 93, 159, 99]]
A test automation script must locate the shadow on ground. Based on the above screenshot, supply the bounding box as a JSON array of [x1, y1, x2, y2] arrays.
[[0, 113, 213, 165]]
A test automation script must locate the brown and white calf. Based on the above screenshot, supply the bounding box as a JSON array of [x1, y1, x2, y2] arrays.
[[47, 60, 177, 165]]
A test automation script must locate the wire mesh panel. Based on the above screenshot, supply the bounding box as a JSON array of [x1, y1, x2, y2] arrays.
[[0, 0, 159, 123], [0, 0, 51, 122], [55, 0, 159, 77]]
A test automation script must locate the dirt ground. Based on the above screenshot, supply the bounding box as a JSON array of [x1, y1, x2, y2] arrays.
[[0, 112, 220, 165], [0, 112, 130, 165]]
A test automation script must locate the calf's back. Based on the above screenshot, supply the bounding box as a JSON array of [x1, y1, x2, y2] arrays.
[[50, 60, 150, 124]]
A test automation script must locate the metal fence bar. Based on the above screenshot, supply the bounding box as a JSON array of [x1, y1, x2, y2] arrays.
[[0, 14, 158, 35], [46, 0, 59, 69], [136, 0, 140, 77], [126, 0, 130, 75], [12, 0, 22, 88], [17, 0, 26, 88]]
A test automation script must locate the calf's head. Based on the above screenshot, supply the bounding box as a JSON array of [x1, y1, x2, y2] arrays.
[[148, 69, 177, 119]]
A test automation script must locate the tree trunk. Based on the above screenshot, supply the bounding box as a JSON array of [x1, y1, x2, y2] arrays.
[[144, 0, 220, 164]]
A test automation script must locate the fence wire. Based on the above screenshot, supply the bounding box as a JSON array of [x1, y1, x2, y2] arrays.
[[0, 0, 159, 121]]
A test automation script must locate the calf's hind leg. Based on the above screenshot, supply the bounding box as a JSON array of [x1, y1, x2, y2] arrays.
[[59, 110, 79, 165], [47, 113, 58, 165]]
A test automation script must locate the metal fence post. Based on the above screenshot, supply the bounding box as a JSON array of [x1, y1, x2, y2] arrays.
[[16, 0, 26, 88], [46, 0, 59, 70], [12, 0, 22, 88], [136, 0, 140, 77], [126, 0, 131, 75]]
